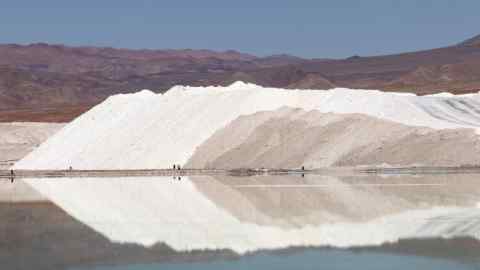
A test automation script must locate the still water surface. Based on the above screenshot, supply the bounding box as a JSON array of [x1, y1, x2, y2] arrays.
[[79, 250, 479, 270], [2, 173, 480, 269]]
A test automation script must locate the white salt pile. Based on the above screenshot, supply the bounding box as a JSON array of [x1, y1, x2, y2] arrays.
[[186, 108, 480, 168], [13, 82, 480, 169]]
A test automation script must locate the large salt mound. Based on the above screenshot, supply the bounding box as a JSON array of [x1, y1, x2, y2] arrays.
[[186, 108, 480, 168], [14, 82, 480, 169]]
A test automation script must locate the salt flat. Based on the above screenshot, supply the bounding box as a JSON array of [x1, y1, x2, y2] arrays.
[[0, 122, 63, 169]]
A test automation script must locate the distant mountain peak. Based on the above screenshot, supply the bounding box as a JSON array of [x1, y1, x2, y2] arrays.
[[264, 54, 303, 60], [458, 34, 480, 47]]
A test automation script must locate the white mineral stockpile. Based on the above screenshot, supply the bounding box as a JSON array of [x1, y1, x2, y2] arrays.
[[14, 82, 480, 170], [23, 176, 480, 254], [186, 107, 480, 168]]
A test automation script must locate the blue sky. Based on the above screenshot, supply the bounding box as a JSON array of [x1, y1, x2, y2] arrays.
[[1, 0, 479, 58]]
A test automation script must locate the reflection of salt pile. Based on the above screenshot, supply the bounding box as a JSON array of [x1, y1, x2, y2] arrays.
[[24, 176, 480, 254], [14, 82, 480, 169], [0, 179, 46, 202]]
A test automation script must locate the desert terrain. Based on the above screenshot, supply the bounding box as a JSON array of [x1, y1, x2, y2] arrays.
[[1, 34, 480, 122]]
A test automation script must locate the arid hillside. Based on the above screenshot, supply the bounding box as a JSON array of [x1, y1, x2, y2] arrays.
[[1, 34, 480, 121]]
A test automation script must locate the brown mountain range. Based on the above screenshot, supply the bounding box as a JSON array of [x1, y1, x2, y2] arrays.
[[1, 35, 480, 121]]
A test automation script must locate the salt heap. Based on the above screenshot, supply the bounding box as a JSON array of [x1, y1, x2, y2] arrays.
[[14, 82, 480, 170]]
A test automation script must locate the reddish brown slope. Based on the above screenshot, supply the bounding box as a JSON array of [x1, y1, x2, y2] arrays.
[[2, 35, 480, 122], [0, 44, 303, 118], [298, 44, 480, 93]]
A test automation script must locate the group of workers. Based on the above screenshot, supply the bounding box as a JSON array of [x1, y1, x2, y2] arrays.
[[172, 164, 182, 181]]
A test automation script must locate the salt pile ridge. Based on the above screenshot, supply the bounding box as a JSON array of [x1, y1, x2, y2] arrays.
[[14, 82, 480, 169]]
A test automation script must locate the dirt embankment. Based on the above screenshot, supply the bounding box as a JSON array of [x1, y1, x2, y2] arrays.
[[0, 106, 90, 122]]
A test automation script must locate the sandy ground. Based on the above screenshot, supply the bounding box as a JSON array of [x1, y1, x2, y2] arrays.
[[187, 108, 480, 169], [0, 122, 64, 169]]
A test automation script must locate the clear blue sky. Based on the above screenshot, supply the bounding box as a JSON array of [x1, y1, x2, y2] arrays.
[[1, 0, 479, 58]]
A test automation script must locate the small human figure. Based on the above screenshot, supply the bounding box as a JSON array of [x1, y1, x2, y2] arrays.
[[301, 166, 305, 171], [10, 170, 14, 183], [173, 164, 176, 170], [177, 164, 181, 170], [178, 176, 182, 181]]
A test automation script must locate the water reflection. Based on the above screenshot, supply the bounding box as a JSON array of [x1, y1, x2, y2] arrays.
[[17, 174, 480, 254]]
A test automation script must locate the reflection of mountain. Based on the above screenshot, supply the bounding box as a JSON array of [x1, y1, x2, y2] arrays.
[[23, 174, 480, 254], [356, 237, 480, 263]]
